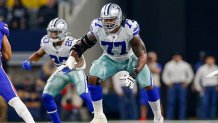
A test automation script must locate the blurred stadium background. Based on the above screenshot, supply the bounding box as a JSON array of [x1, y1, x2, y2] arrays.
[[0, 0, 218, 122]]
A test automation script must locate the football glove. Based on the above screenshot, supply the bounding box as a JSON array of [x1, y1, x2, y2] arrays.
[[119, 73, 136, 89], [22, 60, 32, 70]]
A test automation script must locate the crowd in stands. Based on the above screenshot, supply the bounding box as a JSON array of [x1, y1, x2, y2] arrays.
[[0, 0, 58, 30]]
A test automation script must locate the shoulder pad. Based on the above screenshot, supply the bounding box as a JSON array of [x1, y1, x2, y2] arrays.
[[40, 35, 49, 48], [0, 22, 9, 37], [124, 19, 140, 37], [90, 18, 103, 36]]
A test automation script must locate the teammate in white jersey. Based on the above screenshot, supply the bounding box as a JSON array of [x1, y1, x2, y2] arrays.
[[22, 18, 93, 123], [61, 3, 163, 123]]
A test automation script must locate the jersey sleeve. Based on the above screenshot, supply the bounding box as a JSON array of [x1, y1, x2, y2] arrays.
[[40, 35, 49, 49], [125, 19, 140, 40], [89, 18, 103, 37], [0, 22, 9, 37]]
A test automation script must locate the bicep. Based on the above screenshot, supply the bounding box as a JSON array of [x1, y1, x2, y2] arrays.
[[129, 35, 146, 57]]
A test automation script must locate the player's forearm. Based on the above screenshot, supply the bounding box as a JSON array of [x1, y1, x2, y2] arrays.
[[70, 50, 80, 61], [135, 54, 147, 72], [130, 53, 147, 79], [28, 52, 44, 62]]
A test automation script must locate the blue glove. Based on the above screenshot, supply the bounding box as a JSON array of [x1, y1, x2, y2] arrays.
[[22, 60, 32, 70], [62, 67, 71, 73]]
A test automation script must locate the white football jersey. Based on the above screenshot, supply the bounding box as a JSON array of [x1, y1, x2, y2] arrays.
[[90, 18, 140, 61], [40, 35, 76, 66]]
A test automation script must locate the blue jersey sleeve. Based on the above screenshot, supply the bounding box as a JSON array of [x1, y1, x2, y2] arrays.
[[0, 22, 9, 37]]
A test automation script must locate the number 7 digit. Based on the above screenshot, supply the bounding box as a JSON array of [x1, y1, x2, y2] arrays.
[[101, 41, 114, 55], [114, 41, 127, 55]]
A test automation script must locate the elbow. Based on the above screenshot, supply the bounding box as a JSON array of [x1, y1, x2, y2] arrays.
[[3, 55, 12, 61], [71, 50, 80, 58], [2, 52, 12, 61], [6, 54, 12, 61]]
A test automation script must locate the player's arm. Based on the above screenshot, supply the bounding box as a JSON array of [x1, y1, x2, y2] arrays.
[[2, 35, 12, 61], [22, 47, 45, 70], [28, 47, 46, 62], [63, 31, 97, 70], [74, 55, 86, 69], [129, 35, 147, 78], [70, 31, 97, 59]]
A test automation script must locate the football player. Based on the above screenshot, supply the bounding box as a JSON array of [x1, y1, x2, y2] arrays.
[[61, 3, 164, 123], [22, 18, 93, 123], [0, 22, 35, 123]]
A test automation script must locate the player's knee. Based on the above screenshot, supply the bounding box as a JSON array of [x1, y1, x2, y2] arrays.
[[88, 76, 100, 85], [42, 93, 53, 102], [144, 86, 153, 90], [42, 93, 57, 111]]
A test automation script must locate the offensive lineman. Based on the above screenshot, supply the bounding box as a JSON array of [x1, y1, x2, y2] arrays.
[[22, 18, 93, 123], [61, 3, 164, 123], [0, 22, 35, 123]]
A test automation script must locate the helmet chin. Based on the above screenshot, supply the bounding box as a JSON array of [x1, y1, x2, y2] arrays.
[[50, 38, 62, 43], [102, 21, 120, 33]]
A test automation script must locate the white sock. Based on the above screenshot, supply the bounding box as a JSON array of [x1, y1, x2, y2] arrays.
[[8, 97, 35, 123], [93, 99, 104, 115], [148, 99, 162, 118]]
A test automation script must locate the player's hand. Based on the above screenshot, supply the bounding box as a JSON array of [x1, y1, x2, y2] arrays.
[[207, 70, 218, 78], [22, 60, 32, 70], [119, 73, 136, 89], [65, 56, 76, 70], [55, 64, 71, 74], [74, 56, 86, 70]]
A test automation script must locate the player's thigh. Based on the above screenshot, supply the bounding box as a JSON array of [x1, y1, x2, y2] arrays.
[[0, 68, 17, 102], [89, 55, 118, 81], [68, 70, 88, 95], [127, 55, 153, 87], [43, 73, 69, 97]]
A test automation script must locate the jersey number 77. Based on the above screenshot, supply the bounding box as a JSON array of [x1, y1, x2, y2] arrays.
[[101, 41, 127, 55]]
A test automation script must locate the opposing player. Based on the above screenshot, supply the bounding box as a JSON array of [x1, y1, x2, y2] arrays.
[[61, 3, 164, 123], [0, 22, 35, 123], [22, 18, 93, 123]]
